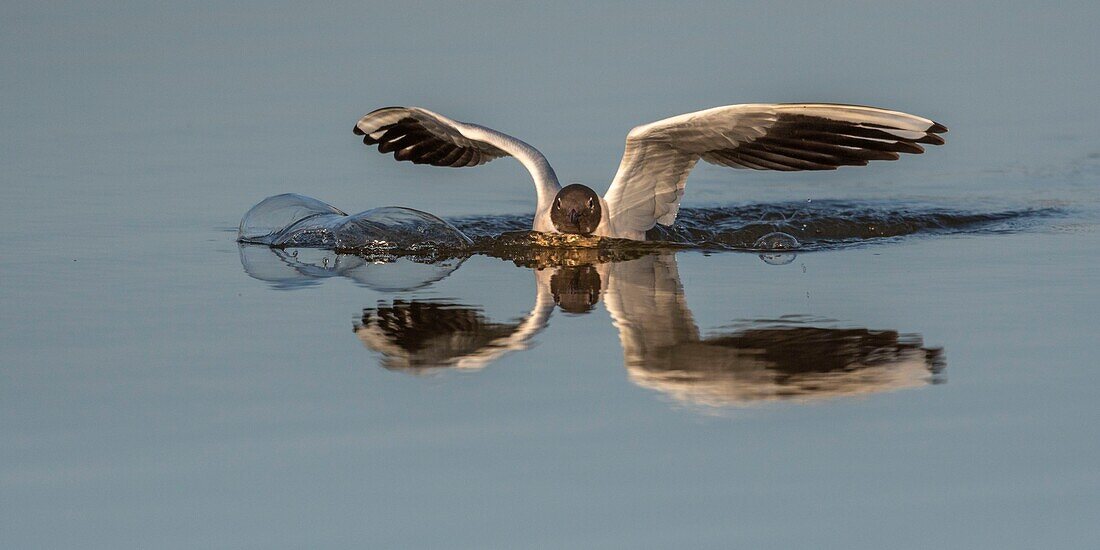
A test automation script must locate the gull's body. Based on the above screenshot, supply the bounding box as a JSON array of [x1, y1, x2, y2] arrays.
[[354, 103, 946, 240]]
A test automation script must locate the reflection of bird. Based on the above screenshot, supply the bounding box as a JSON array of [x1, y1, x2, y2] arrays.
[[237, 242, 465, 292], [350, 249, 945, 409], [355, 104, 946, 240], [600, 253, 945, 407], [354, 269, 557, 372]]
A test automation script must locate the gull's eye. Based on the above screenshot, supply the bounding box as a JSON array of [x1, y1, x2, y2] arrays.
[[556, 198, 562, 208], [587, 198, 595, 209]]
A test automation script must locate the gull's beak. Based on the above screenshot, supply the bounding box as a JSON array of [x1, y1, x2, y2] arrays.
[[569, 209, 580, 225]]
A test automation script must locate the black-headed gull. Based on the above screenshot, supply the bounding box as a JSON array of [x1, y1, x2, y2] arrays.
[[354, 103, 946, 240]]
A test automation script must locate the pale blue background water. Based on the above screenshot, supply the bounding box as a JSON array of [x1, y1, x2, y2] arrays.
[[3, 2, 1099, 548]]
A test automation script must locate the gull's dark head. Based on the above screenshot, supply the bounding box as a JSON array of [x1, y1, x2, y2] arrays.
[[550, 184, 601, 235]]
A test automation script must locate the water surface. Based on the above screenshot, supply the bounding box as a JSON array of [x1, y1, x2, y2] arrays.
[[3, 2, 1100, 548]]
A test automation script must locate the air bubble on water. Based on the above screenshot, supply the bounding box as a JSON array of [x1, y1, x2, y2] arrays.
[[238, 194, 473, 253], [753, 231, 800, 251], [758, 211, 789, 223], [758, 253, 797, 266]]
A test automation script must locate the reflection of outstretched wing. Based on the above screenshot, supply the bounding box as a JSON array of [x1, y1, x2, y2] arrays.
[[603, 252, 945, 408], [627, 326, 945, 408], [602, 252, 701, 369], [355, 269, 556, 372]]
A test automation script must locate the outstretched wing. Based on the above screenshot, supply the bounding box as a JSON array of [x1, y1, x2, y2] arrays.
[[354, 106, 512, 167], [354, 107, 560, 227], [602, 103, 947, 237]]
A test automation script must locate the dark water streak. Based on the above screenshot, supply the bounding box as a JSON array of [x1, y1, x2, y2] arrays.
[[451, 200, 1060, 253]]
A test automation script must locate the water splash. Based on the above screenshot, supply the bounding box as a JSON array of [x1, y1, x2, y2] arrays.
[[239, 194, 472, 254], [615, 201, 1057, 251], [238, 244, 465, 291], [238, 194, 1059, 259]]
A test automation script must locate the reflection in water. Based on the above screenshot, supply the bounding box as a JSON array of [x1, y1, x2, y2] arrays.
[[550, 265, 602, 314], [758, 252, 797, 265], [354, 270, 557, 372], [356, 250, 947, 408], [234, 234, 946, 407], [602, 254, 945, 407], [626, 325, 943, 407], [238, 243, 464, 291], [238, 240, 945, 408]]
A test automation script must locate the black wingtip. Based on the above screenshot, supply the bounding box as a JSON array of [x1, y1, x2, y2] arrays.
[[917, 133, 946, 146], [929, 121, 948, 134], [896, 141, 925, 154], [353, 124, 365, 136]]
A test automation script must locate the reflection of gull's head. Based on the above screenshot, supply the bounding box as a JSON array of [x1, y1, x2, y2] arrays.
[[625, 326, 945, 408], [550, 265, 602, 313]]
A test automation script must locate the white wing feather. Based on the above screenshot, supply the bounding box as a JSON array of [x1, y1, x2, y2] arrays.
[[602, 103, 947, 238], [354, 107, 561, 229]]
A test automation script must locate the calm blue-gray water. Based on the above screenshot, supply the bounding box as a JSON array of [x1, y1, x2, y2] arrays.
[[3, 2, 1099, 548]]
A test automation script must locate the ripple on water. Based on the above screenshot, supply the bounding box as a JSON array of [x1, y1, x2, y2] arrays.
[[238, 194, 1059, 258]]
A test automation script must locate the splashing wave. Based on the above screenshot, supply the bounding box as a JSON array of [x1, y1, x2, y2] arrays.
[[239, 194, 1058, 258]]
